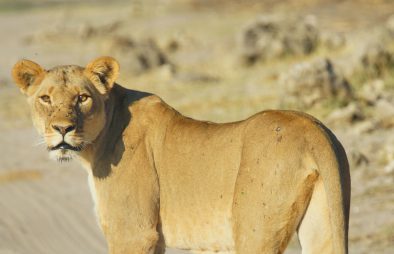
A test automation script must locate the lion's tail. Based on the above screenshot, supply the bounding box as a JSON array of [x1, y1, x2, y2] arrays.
[[312, 125, 351, 254]]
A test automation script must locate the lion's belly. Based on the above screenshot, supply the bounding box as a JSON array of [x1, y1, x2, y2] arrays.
[[157, 122, 244, 252], [158, 161, 239, 252], [158, 163, 237, 252], [160, 205, 235, 252]]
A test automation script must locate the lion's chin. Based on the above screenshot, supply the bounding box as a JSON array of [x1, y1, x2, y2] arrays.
[[46, 140, 86, 162], [49, 149, 77, 163]]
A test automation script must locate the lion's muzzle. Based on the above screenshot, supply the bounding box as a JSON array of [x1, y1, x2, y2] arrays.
[[49, 142, 82, 152], [52, 124, 76, 136]]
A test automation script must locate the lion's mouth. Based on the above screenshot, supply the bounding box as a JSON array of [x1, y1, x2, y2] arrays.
[[49, 142, 82, 152]]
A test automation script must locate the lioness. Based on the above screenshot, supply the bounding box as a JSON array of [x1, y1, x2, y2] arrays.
[[12, 57, 350, 254]]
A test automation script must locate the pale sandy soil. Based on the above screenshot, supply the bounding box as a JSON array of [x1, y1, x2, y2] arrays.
[[0, 1, 393, 253]]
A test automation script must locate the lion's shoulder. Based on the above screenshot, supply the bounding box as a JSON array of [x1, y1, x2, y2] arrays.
[[129, 94, 171, 115], [119, 91, 176, 130]]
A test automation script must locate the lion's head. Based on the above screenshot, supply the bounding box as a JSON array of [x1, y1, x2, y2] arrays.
[[12, 57, 119, 162]]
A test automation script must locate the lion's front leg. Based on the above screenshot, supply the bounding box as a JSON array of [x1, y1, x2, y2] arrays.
[[98, 197, 162, 254], [96, 181, 161, 254], [92, 162, 161, 253], [101, 220, 166, 254], [104, 227, 160, 254]]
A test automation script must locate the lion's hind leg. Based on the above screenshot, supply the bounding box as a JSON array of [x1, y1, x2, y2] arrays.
[[232, 167, 318, 254], [297, 177, 334, 254]]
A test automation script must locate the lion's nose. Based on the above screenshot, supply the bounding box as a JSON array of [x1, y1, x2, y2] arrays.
[[52, 124, 76, 136]]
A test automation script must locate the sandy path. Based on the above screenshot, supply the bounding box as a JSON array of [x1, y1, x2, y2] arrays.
[[0, 127, 192, 254], [0, 128, 105, 254]]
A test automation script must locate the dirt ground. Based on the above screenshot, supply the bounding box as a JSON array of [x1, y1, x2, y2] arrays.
[[0, 1, 393, 253]]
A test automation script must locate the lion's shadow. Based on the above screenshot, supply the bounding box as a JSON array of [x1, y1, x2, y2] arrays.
[[92, 85, 151, 179]]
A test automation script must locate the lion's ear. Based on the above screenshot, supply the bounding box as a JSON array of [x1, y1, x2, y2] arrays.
[[85, 56, 119, 94], [12, 59, 45, 96]]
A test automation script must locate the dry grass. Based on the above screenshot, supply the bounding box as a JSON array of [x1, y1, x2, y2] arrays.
[[0, 170, 42, 184]]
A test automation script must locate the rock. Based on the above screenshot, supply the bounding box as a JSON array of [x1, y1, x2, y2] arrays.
[[163, 38, 181, 53], [239, 15, 319, 65], [78, 21, 122, 39], [349, 150, 369, 168], [280, 58, 353, 108], [174, 72, 219, 83], [373, 15, 394, 46], [378, 144, 394, 173], [326, 103, 364, 126], [386, 14, 394, 37], [357, 43, 394, 77], [24, 20, 122, 44], [321, 32, 346, 50], [359, 79, 385, 105], [384, 161, 394, 173], [23, 25, 64, 44], [352, 120, 379, 135], [0, 78, 10, 88], [374, 99, 394, 129], [103, 36, 174, 75]]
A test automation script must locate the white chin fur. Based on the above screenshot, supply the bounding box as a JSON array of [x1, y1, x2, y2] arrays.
[[49, 149, 75, 162]]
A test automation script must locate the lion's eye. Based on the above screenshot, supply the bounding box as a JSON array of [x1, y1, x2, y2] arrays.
[[78, 94, 89, 103], [39, 95, 51, 104]]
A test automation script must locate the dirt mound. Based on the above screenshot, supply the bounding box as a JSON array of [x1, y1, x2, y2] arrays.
[[239, 15, 319, 65], [357, 43, 394, 78], [321, 32, 346, 50], [326, 102, 364, 127], [24, 20, 122, 44], [358, 79, 386, 105], [103, 36, 174, 75], [78, 21, 123, 39], [280, 58, 353, 108], [327, 78, 394, 134]]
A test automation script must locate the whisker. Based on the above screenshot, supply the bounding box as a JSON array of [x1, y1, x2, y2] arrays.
[[33, 137, 47, 147], [33, 141, 47, 147]]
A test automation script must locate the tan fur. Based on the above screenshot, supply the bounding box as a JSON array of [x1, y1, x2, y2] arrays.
[[12, 57, 351, 254]]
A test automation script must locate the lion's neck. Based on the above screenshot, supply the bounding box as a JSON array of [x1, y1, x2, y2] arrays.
[[77, 85, 152, 178], [78, 85, 125, 177]]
